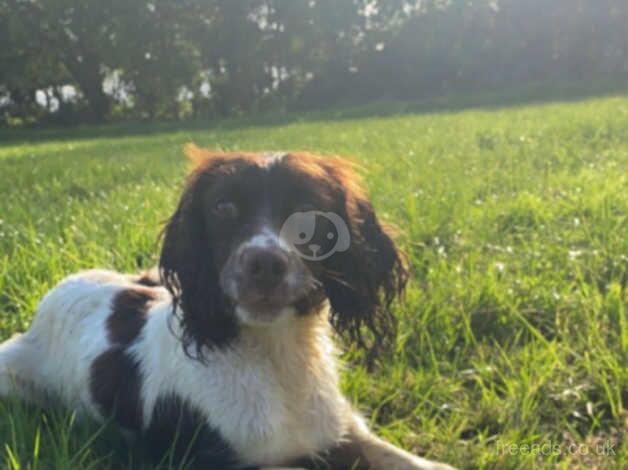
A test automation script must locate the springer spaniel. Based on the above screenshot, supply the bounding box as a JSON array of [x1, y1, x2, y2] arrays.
[[0, 146, 454, 470]]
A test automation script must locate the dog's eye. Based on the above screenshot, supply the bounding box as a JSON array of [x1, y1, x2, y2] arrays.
[[214, 200, 238, 218]]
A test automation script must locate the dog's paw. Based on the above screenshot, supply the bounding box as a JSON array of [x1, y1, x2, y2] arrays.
[[391, 454, 457, 470], [409, 457, 458, 470]]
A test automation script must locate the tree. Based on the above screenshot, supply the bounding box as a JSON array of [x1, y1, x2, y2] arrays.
[[1, 0, 627, 124]]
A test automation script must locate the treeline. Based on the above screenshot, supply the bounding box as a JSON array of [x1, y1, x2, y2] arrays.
[[1, 0, 627, 124]]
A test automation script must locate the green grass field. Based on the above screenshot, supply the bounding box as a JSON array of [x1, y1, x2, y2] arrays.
[[0, 95, 626, 469]]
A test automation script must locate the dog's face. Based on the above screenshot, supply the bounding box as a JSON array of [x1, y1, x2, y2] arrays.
[[199, 158, 337, 325], [160, 146, 407, 357]]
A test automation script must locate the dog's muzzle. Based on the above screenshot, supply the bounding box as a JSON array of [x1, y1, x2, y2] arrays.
[[219, 239, 314, 322]]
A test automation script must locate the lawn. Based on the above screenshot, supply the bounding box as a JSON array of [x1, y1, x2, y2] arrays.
[[0, 96, 626, 469]]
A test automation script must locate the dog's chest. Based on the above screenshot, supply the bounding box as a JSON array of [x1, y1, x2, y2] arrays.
[[196, 332, 345, 464], [138, 312, 346, 465]]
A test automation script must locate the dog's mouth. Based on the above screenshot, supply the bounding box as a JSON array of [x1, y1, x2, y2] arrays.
[[237, 291, 290, 315], [220, 271, 321, 324], [227, 281, 323, 322], [218, 230, 325, 324]]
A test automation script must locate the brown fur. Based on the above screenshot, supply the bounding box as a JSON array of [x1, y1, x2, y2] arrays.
[[89, 348, 143, 430], [160, 147, 407, 364], [107, 288, 156, 345]]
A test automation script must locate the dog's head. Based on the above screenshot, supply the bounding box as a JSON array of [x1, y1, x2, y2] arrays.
[[160, 146, 408, 358]]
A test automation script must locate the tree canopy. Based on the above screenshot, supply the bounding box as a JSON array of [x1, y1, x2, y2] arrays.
[[1, 0, 626, 124]]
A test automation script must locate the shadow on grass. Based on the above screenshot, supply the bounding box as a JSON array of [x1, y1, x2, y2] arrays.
[[0, 397, 183, 469], [1, 77, 627, 147]]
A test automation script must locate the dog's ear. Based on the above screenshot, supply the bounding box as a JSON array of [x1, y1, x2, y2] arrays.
[[318, 157, 408, 360], [159, 148, 238, 358]]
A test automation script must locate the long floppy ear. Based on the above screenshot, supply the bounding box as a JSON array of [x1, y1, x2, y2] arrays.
[[159, 148, 238, 359], [319, 157, 408, 361]]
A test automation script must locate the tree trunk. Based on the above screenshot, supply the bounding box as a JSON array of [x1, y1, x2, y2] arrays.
[[6, 0, 110, 122], [63, 54, 110, 122]]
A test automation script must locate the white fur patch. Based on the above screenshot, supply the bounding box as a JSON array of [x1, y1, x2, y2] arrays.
[[234, 305, 296, 326], [239, 227, 291, 253], [0, 269, 349, 466]]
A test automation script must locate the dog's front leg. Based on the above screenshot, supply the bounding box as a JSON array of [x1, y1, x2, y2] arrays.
[[336, 413, 456, 470]]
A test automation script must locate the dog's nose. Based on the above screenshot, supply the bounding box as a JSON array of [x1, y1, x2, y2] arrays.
[[241, 247, 288, 290]]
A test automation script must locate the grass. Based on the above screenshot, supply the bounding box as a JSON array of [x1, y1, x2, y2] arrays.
[[0, 94, 626, 469]]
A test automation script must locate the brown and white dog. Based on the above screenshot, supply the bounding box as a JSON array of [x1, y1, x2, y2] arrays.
[[0, 146, 454, 470]]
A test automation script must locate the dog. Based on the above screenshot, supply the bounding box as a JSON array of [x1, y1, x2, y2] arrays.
[[0, 146, 454, 470]]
